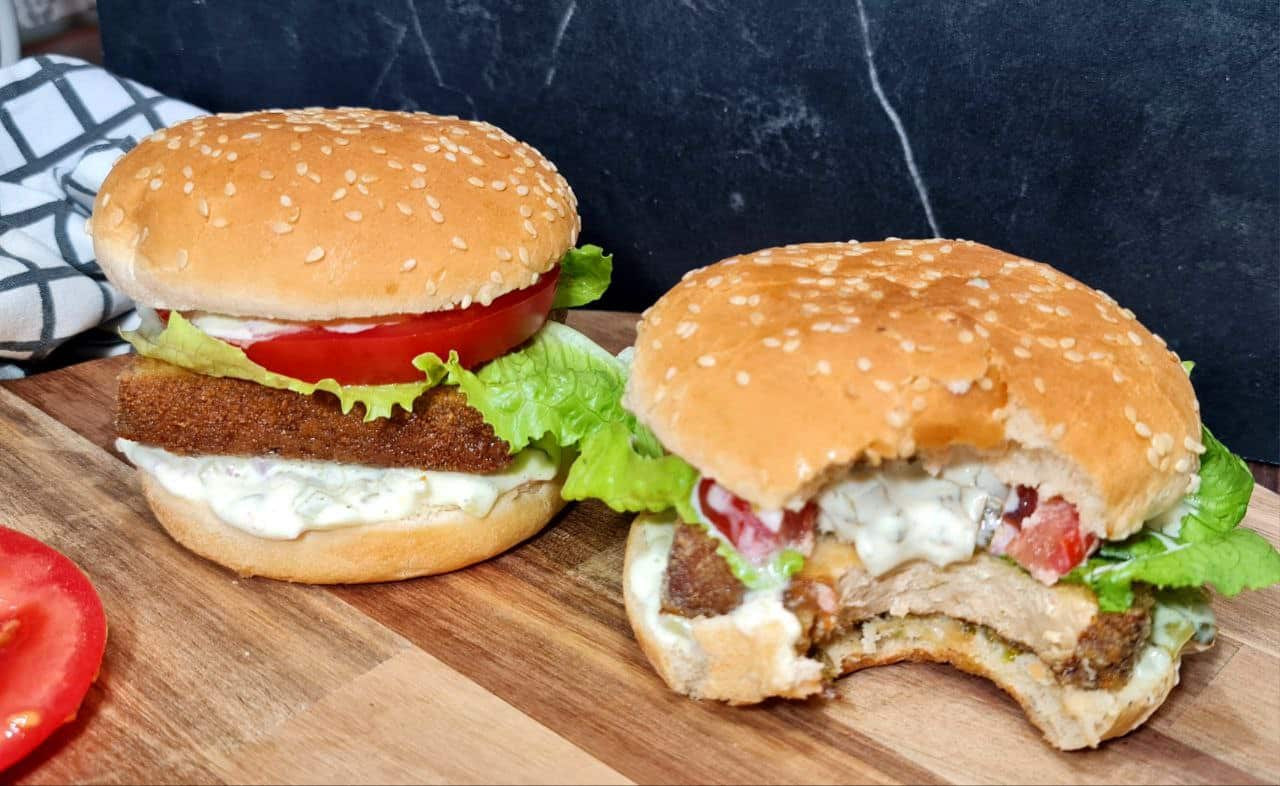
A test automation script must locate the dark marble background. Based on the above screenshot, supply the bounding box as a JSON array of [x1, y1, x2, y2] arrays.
[[99, 0, 1278, 462]]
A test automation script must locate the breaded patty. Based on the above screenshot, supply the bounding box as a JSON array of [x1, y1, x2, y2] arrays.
[[117, 357, 513, 473]]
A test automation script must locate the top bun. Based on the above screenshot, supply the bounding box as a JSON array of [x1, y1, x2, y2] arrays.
[[90, 108, 580, 320], [626, 240, 1201, 539]]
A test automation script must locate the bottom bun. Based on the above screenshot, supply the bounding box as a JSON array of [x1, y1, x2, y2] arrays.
[[139, 471, 566, 584], [623, 514, 825, 704], [623, 517, 1187, 749], [823, 615, 1183, 750]]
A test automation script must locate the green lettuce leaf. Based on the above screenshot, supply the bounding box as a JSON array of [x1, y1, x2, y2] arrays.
[[562, 420, 701, 521], [552, 244, 613, 309], [1180, 426, 1255, 540], [123, 312, 445, 421], [426, 320, 633, 453], [562, 419, 802, 591], [1066, 426, 1279, 612]]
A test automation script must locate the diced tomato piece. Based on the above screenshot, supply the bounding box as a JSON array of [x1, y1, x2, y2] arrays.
[[696, 478, 816, 564], [1002, 496, 1098, 584]]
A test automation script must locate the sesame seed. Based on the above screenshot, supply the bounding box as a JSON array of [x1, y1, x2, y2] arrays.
[[259, 169, 274, 180], [1127, 331, 1142, 345], [1124, 405, 1137, 422], [402, 258, 417, 271], [345, 210, 363, 222], [978, 377, 994, 391], [175, 249, 188, 268], [149, 177, 163, 191], [305, 246, 325, 263], [857, 357, 873, 372], [270, 221, 293, 234], [676, 321, 698, 339], [1064, 350, 1085, 363], [1174, 457, 1191, 473], [911, 396, 927, 412], [344, 169, 357, 184], [491, 180, 507, 191], [182, 181, 194, 195], [1112, 368, 1126, 384], [518, 247, 531, 266], [515, 185, 530, 196], [224, 182, 236, 196], [1033, 377, 1046, 394], [816, 360, 832, 375], [467, 176, 485, 187], [1013, 346, 1032, 359], [782, 339, 801, 353], [211, 217, 228, 228], [1153, 433, 1174, 454], [874, 379, 894, 393], [666, 366, 678, 381], [983, 310, 998, 323], [108, 206, 124, 226], [430, 210, 444, 223], [519, 205, 533, 218], [900, 340, 916, 353], [697, 354, 716, 368], [426, 195, 441, 209], [886, 409, 907, 428], [197, 198, 209, 218], [1050, 423, 1066, 439], [1135, 421, 1153, 438], [451, 236, 468, 250], [1059, 337, 1076, 349], [356, 184, 369, 196], [736, 371, 751, 386], [523, 220, 538, 237], [412, 163, 427, 172]]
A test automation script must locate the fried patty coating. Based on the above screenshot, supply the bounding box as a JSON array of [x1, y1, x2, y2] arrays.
[[116, 357, 513, 473], [661, 523, 744, 618]]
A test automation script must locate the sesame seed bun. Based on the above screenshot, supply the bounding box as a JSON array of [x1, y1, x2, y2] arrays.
[[137, 469, 566, 584], [90, 108, 580, 321], [625, 239, 1200, 540]]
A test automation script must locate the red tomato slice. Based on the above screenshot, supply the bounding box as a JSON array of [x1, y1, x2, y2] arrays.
[[1003, 496, 1098, 584], [697, 478, 816, 564], [0, 527, 107, 773], [231, 267, 561, 385]]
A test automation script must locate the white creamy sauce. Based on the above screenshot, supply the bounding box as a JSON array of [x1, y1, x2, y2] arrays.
[[816, 461, 1009, 576], [117, 439, 557, 540], [185, 311, 392, 344]]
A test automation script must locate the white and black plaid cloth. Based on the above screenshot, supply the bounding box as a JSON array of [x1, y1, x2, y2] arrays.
[[0, 55, 203, 379]]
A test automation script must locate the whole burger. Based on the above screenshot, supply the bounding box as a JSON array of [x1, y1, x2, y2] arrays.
[[565, 239, 1280, 749], [90, 108, 618, 584]]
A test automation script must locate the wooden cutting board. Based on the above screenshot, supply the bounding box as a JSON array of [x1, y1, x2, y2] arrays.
[[2, 310, 1276, 785]]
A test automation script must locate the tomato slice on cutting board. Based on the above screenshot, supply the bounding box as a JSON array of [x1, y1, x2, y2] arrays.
[[236, 266, 561, 385], [0, 527, 107, 772]]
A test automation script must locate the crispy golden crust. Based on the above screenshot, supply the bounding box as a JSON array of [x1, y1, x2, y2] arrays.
[[627, 239, 1201, 539], [661, 524, 744, 617], [90, 108, 579, 320], [116, 357, 511, 473]]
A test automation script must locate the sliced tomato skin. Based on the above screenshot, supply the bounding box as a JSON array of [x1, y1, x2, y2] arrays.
[[696, 479, 816, 564], [1001, 495, 1098, 584], [0, 527, 107, 773], [236, 267, 561, 385]]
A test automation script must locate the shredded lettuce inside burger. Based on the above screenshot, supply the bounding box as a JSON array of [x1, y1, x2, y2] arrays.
[[122, 245, 613, 425]]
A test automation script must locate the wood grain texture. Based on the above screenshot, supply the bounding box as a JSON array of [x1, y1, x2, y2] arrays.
[[1, 310, 1276, 784]]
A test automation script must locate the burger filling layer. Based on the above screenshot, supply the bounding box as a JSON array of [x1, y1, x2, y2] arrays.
[[117, 438, 558, 540]]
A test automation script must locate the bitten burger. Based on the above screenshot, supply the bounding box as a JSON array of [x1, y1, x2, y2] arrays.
[[565, 239, 1280, 749], [90, 108, 615, 583]]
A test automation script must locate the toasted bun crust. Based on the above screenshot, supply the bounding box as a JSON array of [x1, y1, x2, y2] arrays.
[[138, 471, 565, 583], [825, 615, 1184, 750], [623, 516, 824, 704], [91, 108, 580, 320], [624, 517, 1188, 749], [627, 239, 1200, 539]]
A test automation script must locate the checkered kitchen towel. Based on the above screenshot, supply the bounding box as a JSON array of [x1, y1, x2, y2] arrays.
[[0, 55, 203, 379]]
